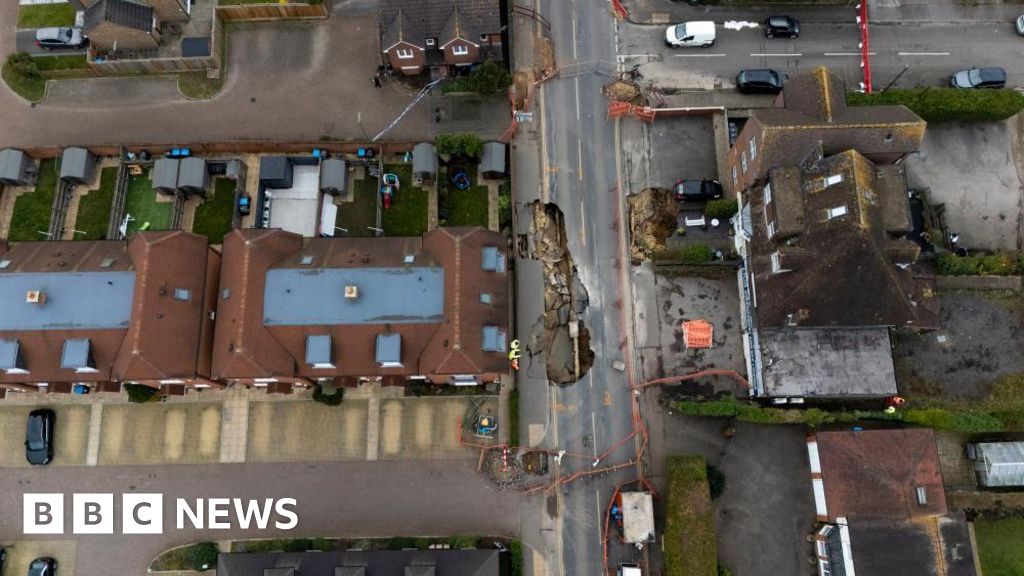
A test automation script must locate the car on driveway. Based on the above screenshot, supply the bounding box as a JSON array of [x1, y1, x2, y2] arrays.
[[1, 548, 7, 572], [25, 409, 55, 465], [950, 67, 1007, 89], [764, 15, 800, 39], [1016, 15, 1024, 35], [665, 21, 716, 48], [675, 179, 723, 202], [34, 27, 88, 50], [28, 557, 57, 576], [736, 69, 785, 94]]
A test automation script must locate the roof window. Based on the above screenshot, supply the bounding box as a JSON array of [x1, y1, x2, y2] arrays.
[[826, 205, 848, 220], [824, 174, 843, 187]]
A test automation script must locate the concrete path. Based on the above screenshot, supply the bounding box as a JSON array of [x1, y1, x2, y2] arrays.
[[219, 386, 249, 463]]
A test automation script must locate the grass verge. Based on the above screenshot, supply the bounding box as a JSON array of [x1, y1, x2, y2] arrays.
[[975, 518, 1024, 576], [33, 54, 89, 72], [665, 455, 717, 576], [74, 167, 118, 240], [192, 177, 235, 243], [381, 164, 428, 236], [17, 3, 76, 28], [7, 159, 59, 242], [2, 58, 46, 102], [847, 88, 1024, 123], [149, 541, 219, 571], [508, 387, 519, 446]]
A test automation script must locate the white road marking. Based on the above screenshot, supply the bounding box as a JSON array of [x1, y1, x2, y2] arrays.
[[825, 52, 876, 56], [595, 489, 604, 548], [898, 52, 951, 56], [577, 138, 584, 183], [617, 54, 659, 60], [572, 11, 578, 60], [673, 53, 727, 57], [591, 411, 598, 457], [751, 53, 802, 57], [574, 77, 581, 120]]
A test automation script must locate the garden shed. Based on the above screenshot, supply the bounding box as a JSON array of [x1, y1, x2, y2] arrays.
[[319, 158, 347, 197], [971, 441, 1024, 487], [479, 142, 507, 179], [60, 147, 97, 185], [152, 157, 180, 196], [259, 156, 294, 189], [413, 143, 437, 182], [177, 157, 209, 197], [0, 148, 35, 186]]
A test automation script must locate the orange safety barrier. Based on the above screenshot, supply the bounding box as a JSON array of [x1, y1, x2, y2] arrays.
[[682, 319, 713, 349]]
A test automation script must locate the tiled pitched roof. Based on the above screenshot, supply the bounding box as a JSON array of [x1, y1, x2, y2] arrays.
[[85, 0, 153, 33], [379, 0, 499, 49], [381, 9, 421, 52]]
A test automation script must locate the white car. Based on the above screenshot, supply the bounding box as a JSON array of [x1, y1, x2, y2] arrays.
[[664, 21, 716, 48]]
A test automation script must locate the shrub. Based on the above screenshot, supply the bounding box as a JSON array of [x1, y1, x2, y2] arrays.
[[904, 408, 1005, 433], [706, 465, 726, 500], [284, 538, 312, 552], [312, 383, 344, 406], [6, 52, 40, 80], [125, 383, 160, 403], [465, 61, 512, 95], [847, 88, 1024, 123], [447, 534, 480, 549], [935, 252, 1022, 276], [665, 456, 717, 576], [436, 133, 484, 160], [678, 243, 714, 264], [705, 199, 738, 220], [311, 538, 335, 551], [188, 542, 219, 571], [388, 537, 417, 550], [509, 540, 524, 576]]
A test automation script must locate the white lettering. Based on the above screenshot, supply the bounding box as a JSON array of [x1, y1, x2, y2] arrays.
[[176, 498, 204, 529], [24, 494, 64, 534], [274, 498, 298, 530], [73, 493, 113, 534], [233, 498, 274, 530], [123, 494, 163, 534], [208, 498, 231, 529]]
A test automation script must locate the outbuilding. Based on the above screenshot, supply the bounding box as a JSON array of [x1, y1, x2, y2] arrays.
[[0, 148, 35, 186], [970, 441, 1024, 487], [152, 157, 180, 196], [412, 143, 437, 183], [319, 158, 347, 197], [259, 156, 294, 189], [60, 147, 97, 185], [177, 157, 209, 197], [479, 142, 507, 179]]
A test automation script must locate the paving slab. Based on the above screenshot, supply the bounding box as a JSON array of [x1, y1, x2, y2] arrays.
[[0, 404, 89, 467], [98, 403, 221, 466], [377, 397, 494, 460], [246, 399, 368, 463]]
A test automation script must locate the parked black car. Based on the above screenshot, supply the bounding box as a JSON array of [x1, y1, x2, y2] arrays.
[[34, 27, 88, 50], [764, 15, 800, 39], [25, 409, 55, 466], [736, 69, 785, 94], [28, 557, 57, 576], [674, 179, 723, 202], [950, 67, 1007, 89]]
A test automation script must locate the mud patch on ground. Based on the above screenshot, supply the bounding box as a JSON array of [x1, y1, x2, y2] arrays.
[[628, 188, 678, 263]]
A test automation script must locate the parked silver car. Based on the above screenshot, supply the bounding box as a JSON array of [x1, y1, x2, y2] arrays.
[[35, 27, 88, 50]]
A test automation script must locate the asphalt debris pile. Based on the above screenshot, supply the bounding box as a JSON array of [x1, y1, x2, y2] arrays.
[[481, 447, 550, 489], [628, 187, 678, 264], [527, 201, 595, 384]]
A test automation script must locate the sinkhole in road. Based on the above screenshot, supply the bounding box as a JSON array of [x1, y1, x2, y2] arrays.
[[525, 201, 595, 384]]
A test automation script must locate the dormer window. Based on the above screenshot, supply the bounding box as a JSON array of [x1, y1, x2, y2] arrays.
[[425, 38, 436, 47]]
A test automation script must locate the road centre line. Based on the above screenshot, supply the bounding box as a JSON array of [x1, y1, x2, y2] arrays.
[[750, 53, 802, 57], [825, 52, 876, 56], [898, 52, 950, 56], [673, 53, 727, 57]]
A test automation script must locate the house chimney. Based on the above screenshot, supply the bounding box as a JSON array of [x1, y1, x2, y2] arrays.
[[25, 290, 46, 305], [344, 285, 359, 300]]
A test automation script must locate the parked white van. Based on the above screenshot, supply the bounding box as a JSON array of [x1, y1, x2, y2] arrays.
[[664, 21, 716, 48]]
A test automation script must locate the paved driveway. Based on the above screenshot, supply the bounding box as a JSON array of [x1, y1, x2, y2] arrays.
[[98, 403, 222, 465], [0, 459, 521, 576], [0, 4, 510, 147], [247, 399, 368, 463], [0, 404, 90, 467]]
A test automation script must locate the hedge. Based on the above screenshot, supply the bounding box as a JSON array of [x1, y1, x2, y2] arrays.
[[705, 199, 738, 220], [665, 455, 717, 576], [846, 88, 1024, 123], [936, 252, 1023, 276], [679, 243, 714, 264]]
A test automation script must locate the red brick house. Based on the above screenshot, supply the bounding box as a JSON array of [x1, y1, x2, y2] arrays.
[[84, 0, 161, 51], [379, 0, 503, 75], [0, 231, 221, 396], [211, 227, 510, 391]]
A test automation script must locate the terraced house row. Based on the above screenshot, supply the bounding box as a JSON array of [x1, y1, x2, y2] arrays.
[[0, 226, 510, 397]]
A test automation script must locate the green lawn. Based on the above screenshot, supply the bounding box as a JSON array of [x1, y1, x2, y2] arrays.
[[17, 3, 76, 28], [74, 167, 117, 240], [381, 164, 428, 237], [665, 455, 718, 576], [124, 171, 174, 232], [976, 518, 1024, 576], [33, 54, 88, 72], [192, 178, 235, 243], [336, 174, 379, 237], [441, 165, 491, 228], [2, 59, 46, 102], [6, 159, 58, 242]]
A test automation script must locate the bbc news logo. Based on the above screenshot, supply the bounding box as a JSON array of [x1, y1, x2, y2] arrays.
[[24, 494, 298, 535]]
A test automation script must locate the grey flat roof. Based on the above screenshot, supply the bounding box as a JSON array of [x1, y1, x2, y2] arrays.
[[0, 148, 27, 180], [0, 271, 136, 330], [760, 327, 897, 397], [263, 267, 444, 326], [60, 147, 93, 180], [412, 143, 436, 175], [479, 141, 506, 174], [978, 442, 1024, 487], [152, 157, 179, 190], [319, 158, 347, 193], [61, 338, 91, 369]]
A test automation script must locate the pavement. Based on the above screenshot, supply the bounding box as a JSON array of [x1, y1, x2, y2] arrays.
[[904, 116, 1024, 252], [0, 5, 510, 147], [0, 459, 521, 576]]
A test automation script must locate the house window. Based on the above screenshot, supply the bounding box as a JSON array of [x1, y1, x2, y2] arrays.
[[731, 166, 738, 187], [425, 38, 436, 47], [740, 151, 748, 174], [766, 220, 776, 239], [479, 33, 489, 42], [824, 174, 843, 187], [826, 205, 848, 220], [916, 486, 928, 505], [749, 136, 757, 160], [770, 251, 786, 274], [480, 293, 493, 304], [396, 48, 415, 59], [452, 44, 470, 56], [0, 259, 10, 269], [763, 183, 772, 205], [222, 288, 230, 300], [174, 288, 191, 302]]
